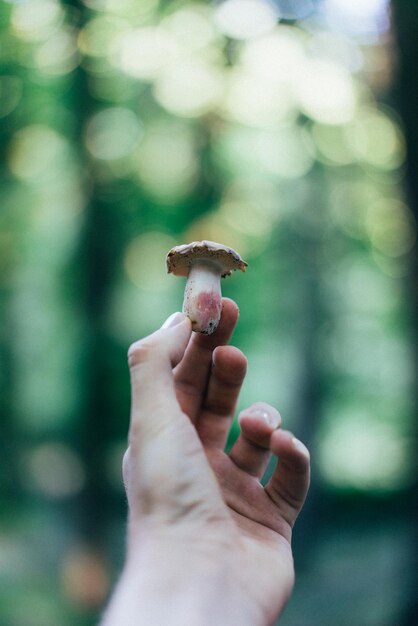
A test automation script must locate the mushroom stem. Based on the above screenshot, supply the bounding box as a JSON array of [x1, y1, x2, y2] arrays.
[[183, 261, 223, 334]]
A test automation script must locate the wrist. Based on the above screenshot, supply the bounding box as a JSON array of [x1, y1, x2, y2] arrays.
[[107, 571, 264, 626], [102, 544, 265, 626]]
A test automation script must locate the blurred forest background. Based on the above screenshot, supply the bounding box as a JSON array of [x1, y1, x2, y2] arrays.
[[0, 0, 417, 625]]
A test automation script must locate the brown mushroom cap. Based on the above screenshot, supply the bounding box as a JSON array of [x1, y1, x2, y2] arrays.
[[166, 240, 248, 278]]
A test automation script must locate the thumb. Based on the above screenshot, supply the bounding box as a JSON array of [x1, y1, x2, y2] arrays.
[[128, 312, 192, 444]]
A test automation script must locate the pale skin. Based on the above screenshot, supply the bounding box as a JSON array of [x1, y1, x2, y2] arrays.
[[101, 299, 310, 626]]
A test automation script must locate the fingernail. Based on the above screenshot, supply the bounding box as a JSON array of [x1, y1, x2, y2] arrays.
[[292, 437, 310, 457], [244, 408, 276, 426], [161, 312, 185, 329]]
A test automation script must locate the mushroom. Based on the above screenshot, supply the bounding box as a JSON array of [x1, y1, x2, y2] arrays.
[[166, 240, 247, 334]]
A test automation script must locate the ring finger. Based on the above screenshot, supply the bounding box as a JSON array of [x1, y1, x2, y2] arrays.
[[228, 403, 281, 479]]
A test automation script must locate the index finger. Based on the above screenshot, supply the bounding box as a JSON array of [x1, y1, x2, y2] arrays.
[[173, 298, 240, 423]]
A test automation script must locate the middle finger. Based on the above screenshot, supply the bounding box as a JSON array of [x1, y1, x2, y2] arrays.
[[196, 345, 247, 449], [173, 298, 239, 423]]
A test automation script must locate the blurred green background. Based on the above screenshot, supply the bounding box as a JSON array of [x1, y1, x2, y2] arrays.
[[1, 0, 417, 624]]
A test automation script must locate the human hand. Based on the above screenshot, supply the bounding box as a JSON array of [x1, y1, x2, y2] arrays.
[[102, 299, 310, 626]]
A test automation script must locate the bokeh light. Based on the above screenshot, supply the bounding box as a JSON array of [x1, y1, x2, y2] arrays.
[[154, 59, 224, 118], [215, 125, 314, 179], [310, 122, 355, 166], [78, 15, 129, 59], [295, 59, 357, 124], [85, 107, 143, 161], [83, 0, 158, 17], [240, 30, 305, 82], [366, 198, 416, 257], [134, 120, 198, 201], [324, 0, 390, 38], [223, 70, 295, 128], [214, 0, 278, 40], [319, 414, 412, 490], [35, 27, 79, 76], [10, 0, 64, 43], [61, 546, 109, 608], [8, 125, 70, 182], [162, 4, 219, 52], [113, 26, 180, 81], [22, 443, 85, 499], [345, 106, 405, 170], [124, 231, 177, 290]]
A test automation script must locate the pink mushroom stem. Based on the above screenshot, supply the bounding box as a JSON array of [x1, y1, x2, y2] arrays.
[[182, 261, 222, 334]]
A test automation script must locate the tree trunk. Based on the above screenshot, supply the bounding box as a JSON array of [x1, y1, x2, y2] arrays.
[[390, 3, 418, 623]]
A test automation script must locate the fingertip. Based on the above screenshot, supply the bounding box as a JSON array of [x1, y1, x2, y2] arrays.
[[213, 345, 248, 375], [161, 311, 187, 329], [238, 403, 281, 428], [271, 430, 310, 470], [291, 436, 310, 460], [161, 312, 192, 335], [128, 314, 192, 370], [222, 297, 239, 314], [160, 314, 192, 365], [236, 404, 281, 451], [221, 298, 239, 326], [265, 430, 311, 525]]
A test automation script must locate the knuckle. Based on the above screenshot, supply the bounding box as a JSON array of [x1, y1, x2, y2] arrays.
[[128, 421, 141, 447], [122, 447, 131, 489], [127, 339, 157, 368]]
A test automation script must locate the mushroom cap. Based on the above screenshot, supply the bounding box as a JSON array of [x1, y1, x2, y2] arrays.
[[166, 240, 248, 278]]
